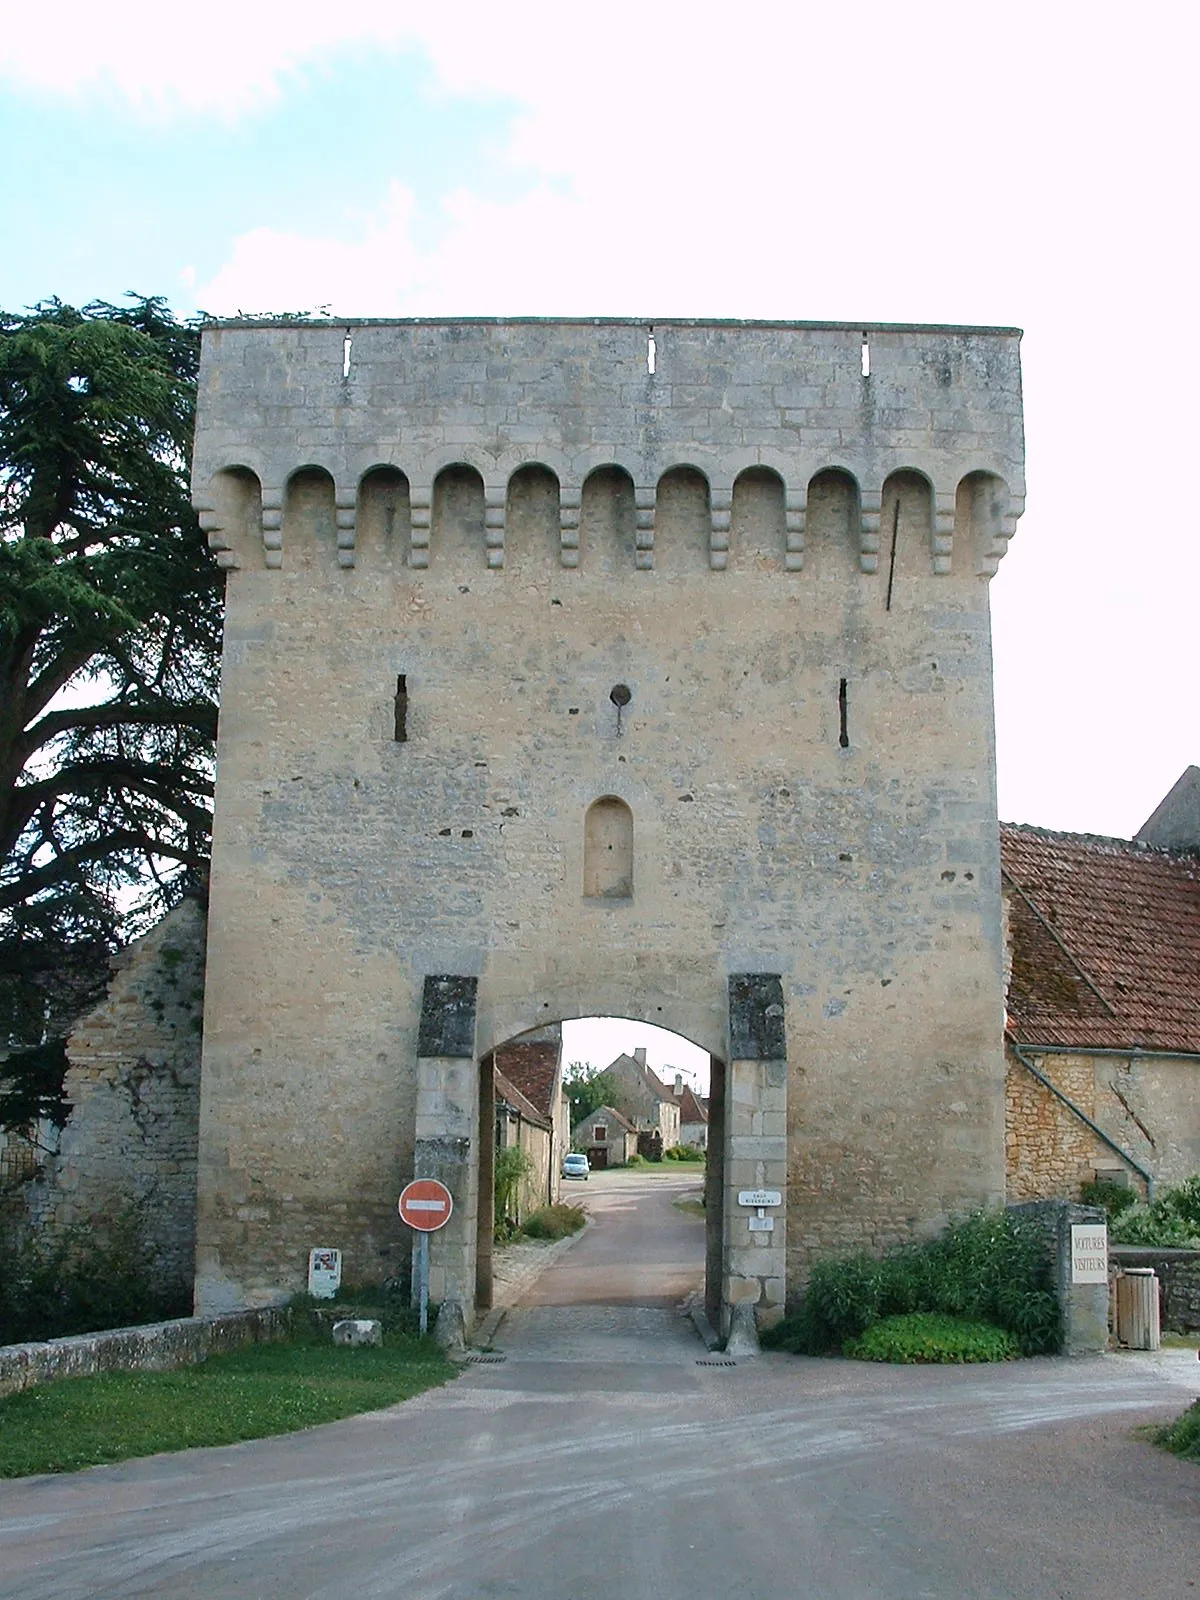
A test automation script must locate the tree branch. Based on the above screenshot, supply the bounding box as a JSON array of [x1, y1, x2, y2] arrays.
[[0, 830, 205, 911], [17, 697, 218, 762]]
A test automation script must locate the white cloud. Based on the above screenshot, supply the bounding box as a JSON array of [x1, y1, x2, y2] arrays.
[[0, 0, 420, 115]]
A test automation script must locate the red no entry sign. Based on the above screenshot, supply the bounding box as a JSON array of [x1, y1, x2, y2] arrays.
[[398, 1178, 454, 1232]]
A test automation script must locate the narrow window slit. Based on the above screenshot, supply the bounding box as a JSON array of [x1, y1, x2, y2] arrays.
[[838, 679, 850, 748], [393, 674, 408, 742], [342, 332, 353, 379], [647, 330, 656, 375], [861, 335, 870, 378]]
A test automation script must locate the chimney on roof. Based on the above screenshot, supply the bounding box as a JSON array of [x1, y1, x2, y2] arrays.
[[634, 1047, 647, 1067], [674, 1072, 683, 1094]]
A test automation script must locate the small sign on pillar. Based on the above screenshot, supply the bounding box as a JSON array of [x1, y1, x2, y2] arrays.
[[1070, 1223, 1108, 1284]]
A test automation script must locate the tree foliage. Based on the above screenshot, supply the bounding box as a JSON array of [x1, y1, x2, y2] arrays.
[[563, 1063, 631, 1127], [0, 296, 220, 1067]]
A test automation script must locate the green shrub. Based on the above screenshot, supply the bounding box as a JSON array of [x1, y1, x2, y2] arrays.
[[626, 1153, 644, 1166], [666, 1144, 705, 1161], [520, 1203, 586, 1241], [1079, 1179, 1139, 1219], [844, 1312, 1019, 1364], [767, 1209, 1060, 1358], [494, 1145, 534, 1239], [1109, 1174, 1200, 1249], [0, 1206, 187, 1345], [1157, 1399, 1200, 1464]]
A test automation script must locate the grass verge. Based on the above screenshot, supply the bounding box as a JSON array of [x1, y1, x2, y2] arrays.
[[1156, 1399, 1200, 1464], [0, 1329, 455, 1478], [672, 1196, 706, 1218], [520, 1203, 587, 1240]]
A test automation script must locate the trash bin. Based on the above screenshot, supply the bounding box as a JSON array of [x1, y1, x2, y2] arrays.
[[1115, 1267, 1161, 1350]]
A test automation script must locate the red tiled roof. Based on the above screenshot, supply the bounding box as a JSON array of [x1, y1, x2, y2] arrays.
[[494, 1068, 551, 1131], [493, 1039, 560, 1121], [1001, 823, 1200, 1055], [674, 1085, 709, 1124]]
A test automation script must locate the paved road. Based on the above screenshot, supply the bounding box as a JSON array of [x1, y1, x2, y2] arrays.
[[522, 1164, 706, 1307], [2, 1175, 1198, 1600]]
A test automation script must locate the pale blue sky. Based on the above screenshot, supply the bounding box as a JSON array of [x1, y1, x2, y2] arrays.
[[3, 0, 1196, 841]]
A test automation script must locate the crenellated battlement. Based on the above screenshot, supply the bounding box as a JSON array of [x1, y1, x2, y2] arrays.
[[192, 319, 1025, 578]]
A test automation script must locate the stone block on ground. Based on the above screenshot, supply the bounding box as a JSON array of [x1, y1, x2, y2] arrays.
[[331, 1318, 382, 1347]]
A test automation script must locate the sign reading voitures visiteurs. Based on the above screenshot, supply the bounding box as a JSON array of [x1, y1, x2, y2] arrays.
[[1070, 1223, 1108, 1284]]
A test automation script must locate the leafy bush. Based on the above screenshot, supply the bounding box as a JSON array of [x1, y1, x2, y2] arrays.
[[520, 1203, 586, 1241], [494, 1145, 534, 1239], [0, 1206, 187, 1344], [1079, 1179, 1138, 1219], [666, 1144, 705, 1161], [844, 1312, 1018, 1364], [626, 1153, 644, 1166], [1109, 1174, 1200, 1249], [1157, 1399, 1200, 1464], [762, 1209, 1060, 1358]]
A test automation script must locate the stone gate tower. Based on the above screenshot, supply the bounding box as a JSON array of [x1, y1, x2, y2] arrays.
[[191, 318, 1025, 1331]]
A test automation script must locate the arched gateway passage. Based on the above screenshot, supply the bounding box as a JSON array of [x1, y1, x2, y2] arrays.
[[476, 1019, 720, 1322], [411, 978, 788, 1341]]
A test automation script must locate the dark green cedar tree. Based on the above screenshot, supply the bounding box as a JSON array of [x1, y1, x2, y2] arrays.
[[0, 296, 220, 1125]]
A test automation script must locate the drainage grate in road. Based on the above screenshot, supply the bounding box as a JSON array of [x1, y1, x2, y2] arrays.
[[465, 1352, 508, 1364], [696, 1355, 737, 1367]]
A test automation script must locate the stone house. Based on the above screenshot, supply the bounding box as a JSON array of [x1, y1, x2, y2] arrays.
[[671, 1078, 709, 1151], [493, 1068, 553, 1223], [602, 1049, 681, 1151], [491, 1029, 568, 1218], [1002, 769, 1200, 1202], [574, 1105, 638, 1169]]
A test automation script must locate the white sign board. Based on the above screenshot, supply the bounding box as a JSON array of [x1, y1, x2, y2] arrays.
[[748, 1215, 775, 1232], [308, 1246, 342, 1299], [738, 1189, 782, 1208], [1070, 1224, 1108, 1284]]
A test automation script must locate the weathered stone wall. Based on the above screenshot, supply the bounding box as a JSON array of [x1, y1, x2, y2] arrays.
[[192, 319, 1025, 1311], [0, 1305, 288, 1399], [30, 898, 206, 1299], [1110, 1247, 1200, 1333], [1006, 1046, 1200, 1200]]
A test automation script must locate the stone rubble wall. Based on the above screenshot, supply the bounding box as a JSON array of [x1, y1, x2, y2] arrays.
[[21, 898, 206, 1301], [0, 1305, 288, 1398], [1006, 1046, 1200, 1201], [1110, 1247, 1200, 1334]]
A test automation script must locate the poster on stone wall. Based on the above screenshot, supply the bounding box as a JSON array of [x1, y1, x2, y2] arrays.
[[308, 1247, 342, 1298]]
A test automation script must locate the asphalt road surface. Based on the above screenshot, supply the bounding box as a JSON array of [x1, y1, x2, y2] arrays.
[[1, 1172, 1197, 1600], [525, 1164, 706, 1306]]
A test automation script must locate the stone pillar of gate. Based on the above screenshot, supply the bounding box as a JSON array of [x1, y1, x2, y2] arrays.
[[413, 975, 480, 1336], [723, 974, 788, 1336]]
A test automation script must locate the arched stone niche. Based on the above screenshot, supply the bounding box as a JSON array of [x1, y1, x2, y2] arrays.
[[583, 796, 634, 899]]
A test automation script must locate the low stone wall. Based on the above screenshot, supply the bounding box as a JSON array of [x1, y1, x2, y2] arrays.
[[0, 1306, 290, 1399], [1110, 1246, 1200, 1333]]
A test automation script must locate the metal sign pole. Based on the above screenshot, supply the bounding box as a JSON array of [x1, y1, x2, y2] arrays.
[[418, 1231, 430, 1335]]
